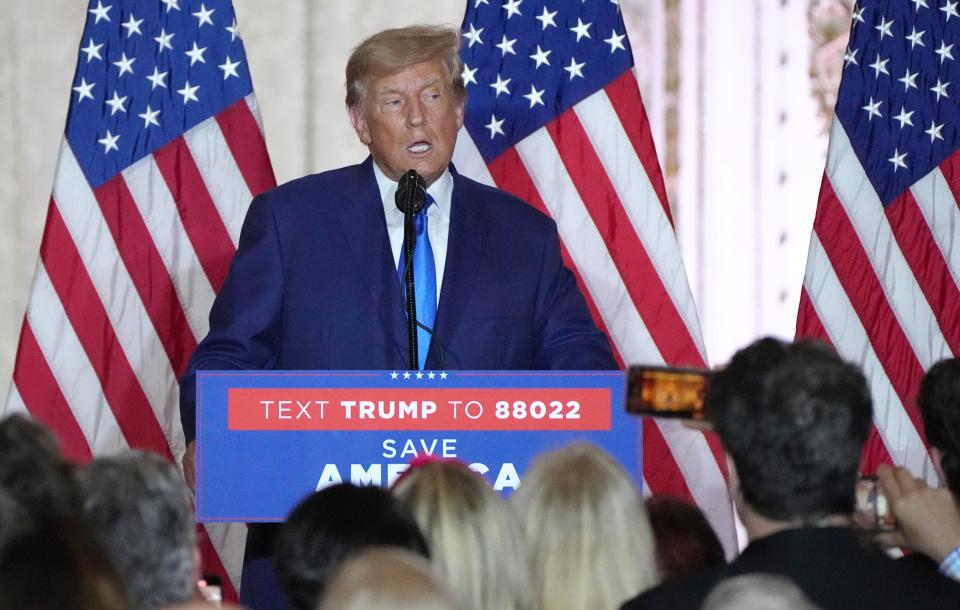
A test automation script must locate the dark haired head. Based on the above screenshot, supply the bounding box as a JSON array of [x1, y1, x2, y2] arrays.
[[0, 415, 80, 519], [275, 483, 430, 610], [709, 338, 872, 521], [645, 495, 725, 581], [918, 358, 960, 496]]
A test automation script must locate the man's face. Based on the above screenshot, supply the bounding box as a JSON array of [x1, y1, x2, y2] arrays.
[[349, 59, 465, 187]]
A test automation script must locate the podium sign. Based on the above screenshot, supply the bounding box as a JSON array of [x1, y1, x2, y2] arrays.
[[196, 370, 637, 522]]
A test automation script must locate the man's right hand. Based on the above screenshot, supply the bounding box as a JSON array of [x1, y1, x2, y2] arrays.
[[876, 464, 960, 563], [182, 440, 197, 494]]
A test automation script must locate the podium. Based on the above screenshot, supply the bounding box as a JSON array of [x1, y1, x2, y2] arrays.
[[195, 370, 638, 522]]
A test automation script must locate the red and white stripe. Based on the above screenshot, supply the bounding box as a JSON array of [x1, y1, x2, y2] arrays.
[[798, 116, 959, 483], [5, 94, 275, 598], [455, 70, 737, 555]]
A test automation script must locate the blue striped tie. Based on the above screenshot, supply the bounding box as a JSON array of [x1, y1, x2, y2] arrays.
[[398, 194, 436, 369]]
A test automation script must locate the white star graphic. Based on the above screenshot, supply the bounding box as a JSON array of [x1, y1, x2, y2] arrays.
[[861, 97, 882, 120], [503, 0, 523, 19], [403, 371, 412, 380], [390, 371, 399, 380], [875, 16, 894, 39], [937, 41, 955, 63], [485, 114, 505, 139], [843, 48, 858, 68], [439, 371, 448, 379], [88, 0, 111, 23], [898, 69, 918, 91], [113, 52, 135, 76], [185, 42, 208, 66], [427, 371, 436, 380], [490, 73, 511, 97], [564, 57, 586, 80], [416, 371, 424, 379], [496, 34, 517, 56], [81, 38, 103, 63], [536, 6, 558, 29], [605, 30, 626, 53], [852, 5, 866, 22], [146, 66, 168, 89], [530, 45, 552, 68], [98, 130, 120, 153], [944, 0, 960, 21], [73, 78, 95, 102], [475, 0, 489, 6], [464, 23, 483, 47], [888, 148, 908, 172], [926, 120, 945, 142], [192, 3, 215, 27], [121, 13, 143, 37], [893, 107, 914, 128], [461, 64, 478, 86], [932, 78, 950, 101], [906, 26, 925, 49], [218, 56, 241, 80], [161, 0, 180, 12], [226, 19, 240, 41], [177, 80, 200, 104], [523, 84, 545, 108], [105, 91, 127, 115], [912, 0, 929, 9], [869, 54, 889, 77], [154, 28, 174, 52], [138, 104, 161, 128], [570, 18, 592, 42]]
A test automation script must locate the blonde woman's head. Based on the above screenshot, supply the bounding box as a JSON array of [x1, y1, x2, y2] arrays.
[[392, 461, 529, 610], [318, 547, 459, 610], [512, 442, 658, 610]]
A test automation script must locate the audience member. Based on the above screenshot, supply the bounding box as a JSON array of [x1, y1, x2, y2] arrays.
[[876, 357, 960, 581], [318, 547, 460, 610], [0, 516, 131, 610], [512, 441, 658, 610], [275, 483, 430, 610], [78, 450, 198, 610], [645, 495, 725, 581], [701, 574, 822, 610], [621, 338, 960, 610], [392, 459, 529, 610], [0, 413, 80, 518]]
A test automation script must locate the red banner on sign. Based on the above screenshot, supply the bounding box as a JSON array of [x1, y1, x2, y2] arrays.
[[227, 388, 611, 431]]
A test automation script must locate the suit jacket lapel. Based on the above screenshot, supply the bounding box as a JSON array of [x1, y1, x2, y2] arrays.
[[433, 169, 487, 362], [333, 157, 408, 364]]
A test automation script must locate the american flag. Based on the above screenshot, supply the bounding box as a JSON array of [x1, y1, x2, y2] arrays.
[[453, 0, 736, 551], [4, 0, 276, 598], [797, 0, 959, 484]]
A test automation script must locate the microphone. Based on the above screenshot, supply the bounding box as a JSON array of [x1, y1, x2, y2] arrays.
[[396, 170, 426, 370], [395, 170, 426, 214]]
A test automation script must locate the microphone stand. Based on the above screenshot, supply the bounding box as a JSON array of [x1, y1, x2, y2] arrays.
[[395, 170, 426, 370]]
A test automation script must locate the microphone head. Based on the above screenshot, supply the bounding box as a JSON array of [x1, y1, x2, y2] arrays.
[[395, 170, 427, 214]]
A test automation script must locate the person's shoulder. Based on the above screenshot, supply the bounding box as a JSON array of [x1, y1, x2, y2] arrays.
[[453, 171, 555, 231], [256, 163, 369, 207], [620, 569, 721, 610]]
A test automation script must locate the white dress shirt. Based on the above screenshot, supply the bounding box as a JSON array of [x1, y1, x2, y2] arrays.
[[374, 161, 452, 306]]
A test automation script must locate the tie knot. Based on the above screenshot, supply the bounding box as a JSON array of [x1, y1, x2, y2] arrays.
[[418, 192, 435, 216]]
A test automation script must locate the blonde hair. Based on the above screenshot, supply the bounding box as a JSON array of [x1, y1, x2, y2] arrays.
[[345, 24, 466, 107], [512, 442, 659, 610], [392, 462, 530, 610], [318, 548, 458, 610]]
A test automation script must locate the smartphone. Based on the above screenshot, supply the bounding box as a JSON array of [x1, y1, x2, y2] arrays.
[[626, 365, 711, 420], [198, 574, 223, 607], [853, 476, 896, 532]]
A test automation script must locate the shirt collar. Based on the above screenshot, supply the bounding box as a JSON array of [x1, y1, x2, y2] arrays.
[[373, 160, 453, 219]]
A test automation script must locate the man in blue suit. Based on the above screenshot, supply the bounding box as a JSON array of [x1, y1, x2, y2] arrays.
[[179, 24, 615, 608]]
